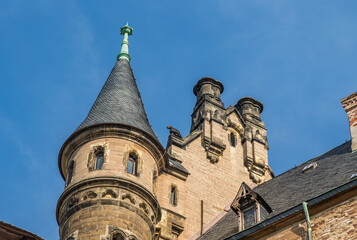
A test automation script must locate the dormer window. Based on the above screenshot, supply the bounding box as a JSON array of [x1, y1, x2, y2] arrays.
[[95, 149, 104, 170], [231, 182, 272, 231], [128, 153, 138, 175]]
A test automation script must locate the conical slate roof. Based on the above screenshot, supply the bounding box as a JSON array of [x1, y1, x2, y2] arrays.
[[76, 58, 156, 137]]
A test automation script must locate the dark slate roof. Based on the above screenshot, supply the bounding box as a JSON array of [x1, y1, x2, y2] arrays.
[[0, 221, 44, 240], [76, 58, 156, 137], [168, 158, 190, 174], [199, 140, 357, 240]]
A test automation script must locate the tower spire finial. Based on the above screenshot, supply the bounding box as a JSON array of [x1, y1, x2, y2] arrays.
[[117, 23, 133, 61]]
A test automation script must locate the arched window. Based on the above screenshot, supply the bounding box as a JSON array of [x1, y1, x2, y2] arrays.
[[170, 185, 178, 206], [95, 149, 104, 170], [127, 153, 137, 175], [66, 160, 74, 185], [229, 132, 236, 147]]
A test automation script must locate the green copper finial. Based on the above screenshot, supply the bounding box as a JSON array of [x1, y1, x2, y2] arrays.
[[117, 23, 133, 61]]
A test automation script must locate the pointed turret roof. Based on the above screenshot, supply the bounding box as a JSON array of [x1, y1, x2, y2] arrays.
[[76, 24, 156, 137], [76, 58, 156, 137]]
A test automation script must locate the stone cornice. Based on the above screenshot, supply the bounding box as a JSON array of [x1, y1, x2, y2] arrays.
[[56, 176, 161, 225]]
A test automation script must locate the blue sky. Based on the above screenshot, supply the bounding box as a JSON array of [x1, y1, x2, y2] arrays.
[[1, 1, 357, 239]]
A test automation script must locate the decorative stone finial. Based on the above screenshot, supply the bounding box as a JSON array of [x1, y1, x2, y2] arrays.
[[117, 23, 133, 61]]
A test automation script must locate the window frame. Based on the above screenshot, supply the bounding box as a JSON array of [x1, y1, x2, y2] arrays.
[[127, 152, 138, 175], [170, 185, 178, 206], [95, 149, 104, 170], [88, 144, 107, 171], [242, 205, 257, 230], [228, 131, 237, 147], [238, 202, 262, 231]]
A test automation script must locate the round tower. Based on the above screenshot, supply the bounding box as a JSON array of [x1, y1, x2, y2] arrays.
[[56, 24, 165, 240]]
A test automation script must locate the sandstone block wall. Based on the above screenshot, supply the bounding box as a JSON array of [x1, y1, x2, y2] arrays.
[[66, 138, 158, 194], [62, 204, 152, 240]]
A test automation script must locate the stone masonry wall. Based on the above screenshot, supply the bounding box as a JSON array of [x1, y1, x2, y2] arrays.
[[159, 111, 264, 239], [260, 195, 357, 240], [59, 136, 160, 240], [62, 204, 152, 240], [66, 138, 158, 195]]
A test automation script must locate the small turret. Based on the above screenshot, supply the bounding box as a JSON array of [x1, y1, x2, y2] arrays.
[[193, 77, 224, 103], [57, 24, 165, 240], [191, 77, 225, 132], [236, 97, 264, 121]]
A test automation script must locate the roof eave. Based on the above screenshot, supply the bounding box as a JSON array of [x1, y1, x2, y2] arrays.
[[224, 178, 357, 240]]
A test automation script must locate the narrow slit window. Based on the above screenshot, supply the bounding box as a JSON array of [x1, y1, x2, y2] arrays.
[[153, 170, 158, 194], [128, 153, 137, 175], [95, 151, 104, 170], [170, 186, 178, 206], [67, 161, 74, 185], [230, 132, 236, 147]]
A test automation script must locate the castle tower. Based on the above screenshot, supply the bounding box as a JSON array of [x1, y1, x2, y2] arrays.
[[163, 77, 274, 239], [56, 24, 165, 240]]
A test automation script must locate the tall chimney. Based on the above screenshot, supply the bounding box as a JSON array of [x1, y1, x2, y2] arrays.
[[341, 92, 357, 152]]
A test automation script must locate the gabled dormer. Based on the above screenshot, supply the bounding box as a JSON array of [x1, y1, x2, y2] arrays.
[[231, 182, 272, 231]]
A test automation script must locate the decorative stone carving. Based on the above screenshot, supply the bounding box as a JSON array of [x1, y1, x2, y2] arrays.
[[227, 120, 244, 138], [102, 189, 118, 199], [122, 146, 143, 176], [65, 230, 79, 240], [167, 126, 182, 139], [139, 202, 149, 215], [244, 156, 268, 184], [101, 226, 139, 240], [83, 191, 97, 200], [67, 195, 79, 209], [122, 193, 136, 204], [203, 136, 226, 164]]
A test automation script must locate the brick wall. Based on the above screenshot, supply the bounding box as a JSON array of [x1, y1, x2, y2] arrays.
[[261, 195, 357, 240]]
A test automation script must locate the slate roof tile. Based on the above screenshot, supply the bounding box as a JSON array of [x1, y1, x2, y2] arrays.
[[76, 58, 156, 138], [199, 141, 357, 240]]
